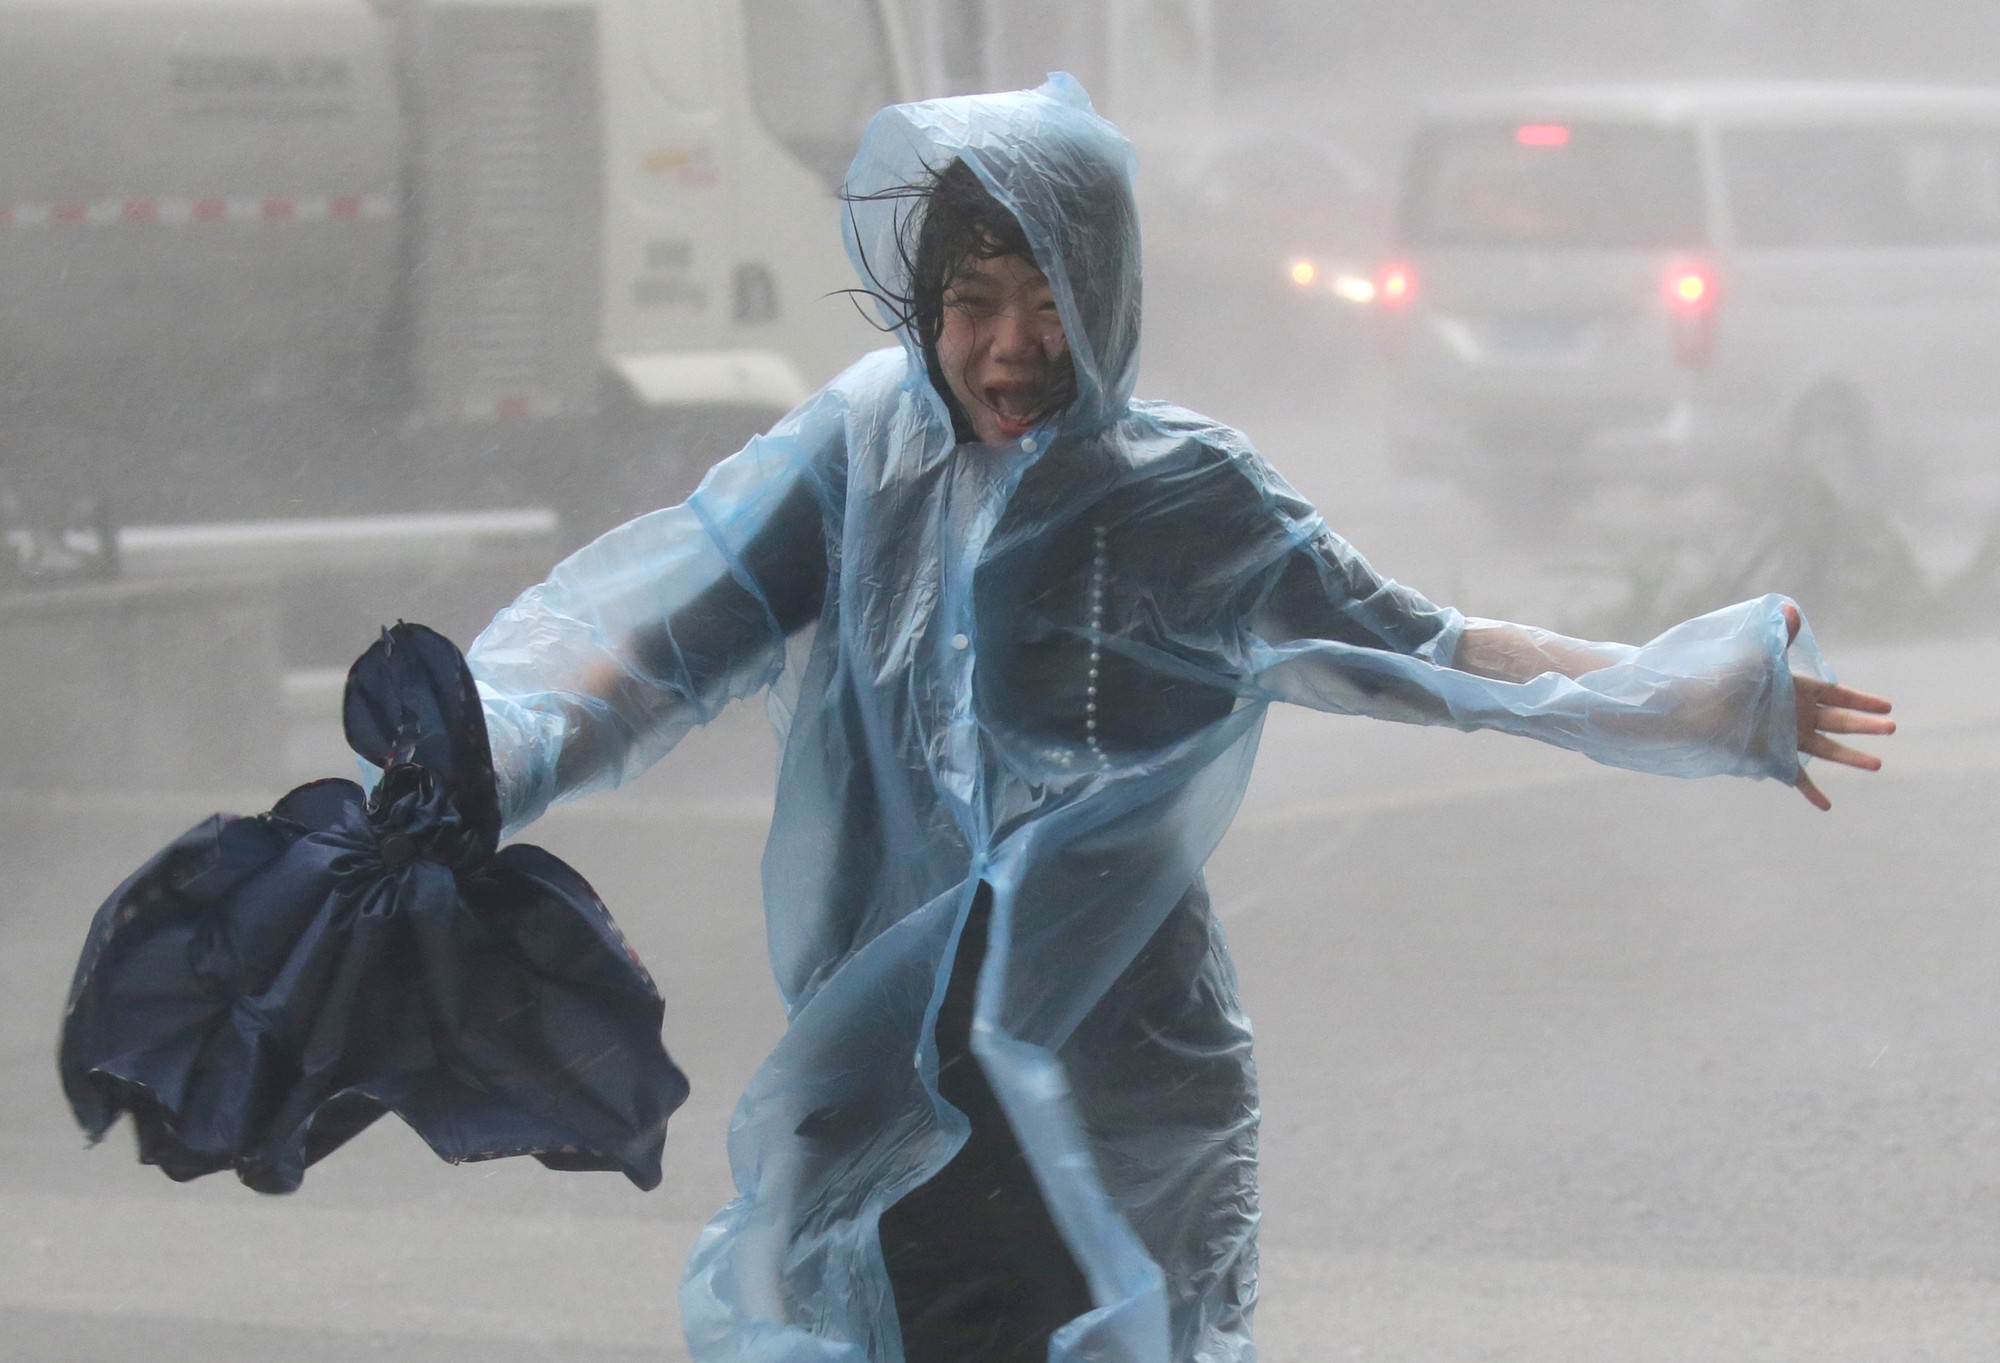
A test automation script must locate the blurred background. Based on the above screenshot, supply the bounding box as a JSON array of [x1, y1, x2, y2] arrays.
[[3, 1, 1996, 1359]]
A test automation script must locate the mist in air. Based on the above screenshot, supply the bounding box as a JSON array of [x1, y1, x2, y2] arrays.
[[2, 2, 1993, 1360]]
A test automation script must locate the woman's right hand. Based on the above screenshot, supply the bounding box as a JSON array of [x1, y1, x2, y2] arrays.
[[1783, 602, 1894, 811]]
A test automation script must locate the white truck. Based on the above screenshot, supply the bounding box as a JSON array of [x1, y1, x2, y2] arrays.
[[0, 0, 913, 552]]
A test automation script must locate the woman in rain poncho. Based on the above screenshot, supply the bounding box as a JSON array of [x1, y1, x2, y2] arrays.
[[462, 77, 1892, 1363]]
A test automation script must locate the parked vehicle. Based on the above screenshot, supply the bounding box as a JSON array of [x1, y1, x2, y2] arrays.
[[0, 0, 912, 545], [1380, 83, 2000, 539], [1136, 125, 1389, 353]]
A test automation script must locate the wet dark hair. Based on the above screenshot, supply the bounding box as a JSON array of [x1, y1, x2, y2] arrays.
[[844, 159, 1074, 441]]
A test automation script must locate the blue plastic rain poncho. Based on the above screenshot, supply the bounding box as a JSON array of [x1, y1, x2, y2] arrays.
[[461, 76, 1827, 1363]]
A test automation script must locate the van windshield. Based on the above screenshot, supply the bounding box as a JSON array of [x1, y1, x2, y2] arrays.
[[1721, 126, 2000, 248], [1401, 122, 1705, 249]]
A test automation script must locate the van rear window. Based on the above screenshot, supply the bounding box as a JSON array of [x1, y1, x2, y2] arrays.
[[1721, 126, 2000, 248], [1401, 122, 1705, 249]]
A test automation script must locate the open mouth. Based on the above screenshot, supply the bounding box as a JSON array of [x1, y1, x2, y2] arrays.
[[982, 378, 1064, 439], [989, 408, 1039, 438]]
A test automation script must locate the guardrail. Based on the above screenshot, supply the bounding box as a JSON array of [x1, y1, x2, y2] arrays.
[[0, 509, 566, 791], [114, 507, 562, 672], [115, 508, 559, 579]]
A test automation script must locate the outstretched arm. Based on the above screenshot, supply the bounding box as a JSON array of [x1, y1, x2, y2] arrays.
[[1408, 604, 1892, 808], [1242, 499, 1873, 792], [467, 374, 859, 835], [1135, 430, 1889, 800]]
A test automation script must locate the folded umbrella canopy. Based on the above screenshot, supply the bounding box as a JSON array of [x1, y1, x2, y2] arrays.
[[58, 623, 688, 1194]]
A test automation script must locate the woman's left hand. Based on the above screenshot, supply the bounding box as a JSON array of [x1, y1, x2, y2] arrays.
[[1784, 603, 1894, 810]]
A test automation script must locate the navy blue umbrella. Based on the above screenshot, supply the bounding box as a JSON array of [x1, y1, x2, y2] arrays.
[[58, 623, 688, 1193]]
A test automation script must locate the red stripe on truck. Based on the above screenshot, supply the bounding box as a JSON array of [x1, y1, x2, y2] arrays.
[[0, 193, 393, 230]]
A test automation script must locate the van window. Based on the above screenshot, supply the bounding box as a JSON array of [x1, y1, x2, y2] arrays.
[[1402, 122, 1705, 250], [1721, 126, 2000, 248], [744, 0, 895, 195]]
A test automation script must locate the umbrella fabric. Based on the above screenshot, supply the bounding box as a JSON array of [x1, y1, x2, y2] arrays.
[[59, 623, 688, 1194]]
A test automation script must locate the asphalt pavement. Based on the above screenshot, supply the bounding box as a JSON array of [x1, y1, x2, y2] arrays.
[[5, 624, 1994, 1361], [5, 339, 1997, 1360]]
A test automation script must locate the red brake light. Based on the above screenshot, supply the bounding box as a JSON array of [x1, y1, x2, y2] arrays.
[[1662, 258, 1717, 315], [1661, 257, 1719, 368], [1376, 261, 1417, 308], [1515, 123, 1571, 148]]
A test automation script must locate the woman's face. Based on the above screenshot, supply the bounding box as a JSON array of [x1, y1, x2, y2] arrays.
[[936, 251, 1072, 444]]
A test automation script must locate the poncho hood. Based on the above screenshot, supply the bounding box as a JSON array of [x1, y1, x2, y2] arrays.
[[842, 73, 1143, 437]]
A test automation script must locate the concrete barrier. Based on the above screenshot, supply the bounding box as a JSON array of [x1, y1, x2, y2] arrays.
[[0, 576, 283, 792], [0, 508, 562, 792], [118, 508, 562, 669]]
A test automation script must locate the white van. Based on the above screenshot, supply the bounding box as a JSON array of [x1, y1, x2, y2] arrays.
[[1383, 84, 2000, 528]]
